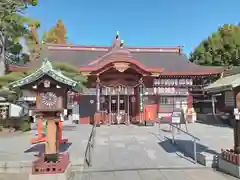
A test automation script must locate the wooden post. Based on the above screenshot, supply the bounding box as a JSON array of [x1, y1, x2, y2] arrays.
[[234, 92, 240, 154], [234, 119, 240, 154], [58, 121, 62, 143], [211, 96, 216, 115], [45, 119, 57, 154], [96, 77, 101, 126], [37, 119, 43, 138]]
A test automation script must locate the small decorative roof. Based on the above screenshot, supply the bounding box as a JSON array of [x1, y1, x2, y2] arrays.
[[10, 59, 78, 88]]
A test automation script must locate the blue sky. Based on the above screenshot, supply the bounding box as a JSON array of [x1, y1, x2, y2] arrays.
[[26, 0, 240, 55]]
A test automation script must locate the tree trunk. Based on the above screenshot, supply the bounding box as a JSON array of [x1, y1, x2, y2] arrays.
[[0, 32, 6, 76]]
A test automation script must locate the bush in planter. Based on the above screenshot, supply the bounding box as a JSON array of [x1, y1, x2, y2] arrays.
[[18, 116, 31, 132], [7, 116, 31, 132], [20, 119, 31, 131]]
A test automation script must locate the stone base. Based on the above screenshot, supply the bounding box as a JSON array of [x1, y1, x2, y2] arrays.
[[196, 152, 219, 168], [144, 120, 154, 126], [29, 164, 72, 180], [218, 158, 240, 178], [172, 139, 219, 167], [32, 153, 70, 174]]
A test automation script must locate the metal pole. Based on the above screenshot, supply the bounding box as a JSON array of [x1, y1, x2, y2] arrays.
[[193, 139, 197, 163], [91, 132, 94, 148], [158, 119, 160, 135], [89, 143, 91, 166], [171, 124, 175, 144]]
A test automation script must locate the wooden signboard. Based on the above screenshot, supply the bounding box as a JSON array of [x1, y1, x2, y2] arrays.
[[158, 108, 188, 132]]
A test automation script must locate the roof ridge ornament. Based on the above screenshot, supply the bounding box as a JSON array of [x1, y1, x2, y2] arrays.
[[41, 59, 53, 73], [112, 31, 121, 48], [120, 40, 124, 48], [116, 31, 120, 40]]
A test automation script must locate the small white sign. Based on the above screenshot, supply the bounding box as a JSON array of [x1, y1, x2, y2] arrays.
[[236, 115, 240, 120], [171, 112, 181, 124], [29, 110, 32, 116], [158, 113, 172, 118], [234, 108, 239, 115], [64, 109, 68, 116]]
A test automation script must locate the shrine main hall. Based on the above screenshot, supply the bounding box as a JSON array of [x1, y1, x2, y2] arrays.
[[9, 33, 224, 125]]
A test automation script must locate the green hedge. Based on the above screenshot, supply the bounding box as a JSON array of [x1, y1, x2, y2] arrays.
[[0, 116, 31, 132]]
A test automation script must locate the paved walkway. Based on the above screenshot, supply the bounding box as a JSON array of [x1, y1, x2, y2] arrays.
[[178, 123, 233, 153], [0, 124, 92, 168], [160, 122, 234, 159], [74, 125, 237, 180]]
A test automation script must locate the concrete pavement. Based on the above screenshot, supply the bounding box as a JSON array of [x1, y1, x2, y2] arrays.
[[0, 122, 237, 180], [0, 124, 92, 170], [74, 125, 237, 180]]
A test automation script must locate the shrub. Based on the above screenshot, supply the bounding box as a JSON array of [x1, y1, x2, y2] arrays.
[[0, 116, 31, 132]]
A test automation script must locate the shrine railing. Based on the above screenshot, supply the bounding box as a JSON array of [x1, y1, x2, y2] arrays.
[[84, 120, 96, 167], [169, 123, 200, 163]]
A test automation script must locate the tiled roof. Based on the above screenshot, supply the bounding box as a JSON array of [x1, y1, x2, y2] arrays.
[[9, 60, 77, 88], [204, 73, 240, 93], [223, 66, 240, 77], [8, 33, 224, 75]]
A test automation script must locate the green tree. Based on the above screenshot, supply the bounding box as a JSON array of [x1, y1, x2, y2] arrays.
[[43, 19, 67, 44], [190, 24, 240, 67], [0, 62, 87, 90], [0, 0, 39, 75], [52, 62, 87, 89], [25, 24, 42, 62]]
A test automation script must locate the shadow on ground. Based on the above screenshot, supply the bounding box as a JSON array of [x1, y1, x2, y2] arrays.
[[62, 125, 77, 131], [152, 131, 219, 165], [24, 142, 72, 154], [197, 113, 233, 128], [150, 132, 196, 164], [160, 137, 219, 156]]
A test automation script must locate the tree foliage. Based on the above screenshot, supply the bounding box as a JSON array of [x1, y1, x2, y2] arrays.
[[25, 24, 42, 62], [0, 0, 40, 73], [190, 24, 240, 67], [0, 62, 87, 91], [43, 19, 67, 44], [52, 62, 87, 87]]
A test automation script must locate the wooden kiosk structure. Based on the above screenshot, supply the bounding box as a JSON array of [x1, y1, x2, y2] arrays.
[[204, 71, 240, 177], [10, 59, 79, 175]]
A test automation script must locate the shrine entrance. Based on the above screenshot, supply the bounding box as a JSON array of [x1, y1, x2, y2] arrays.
[[87, 60, 153, 125], [100, 85, 135, 124]]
